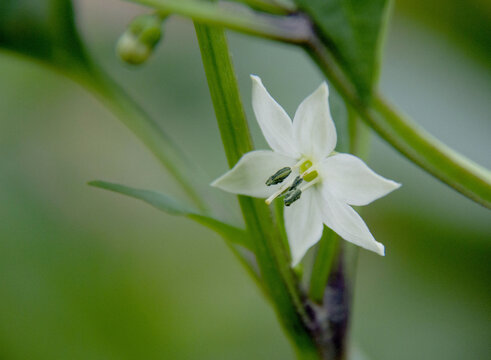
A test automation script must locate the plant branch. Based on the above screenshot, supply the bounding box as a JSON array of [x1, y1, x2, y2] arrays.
[[128, 0, 312, 43], [194, 23, 319, 358], [1, 47, 208, 212], [74, 66, 208, 211], [305, 39, 491, 208], [227, 0, 295, 15], [309, 228, 339, 304]]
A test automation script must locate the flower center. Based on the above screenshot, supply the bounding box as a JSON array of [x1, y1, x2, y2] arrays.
[[299, 160, 318, 182], [264, 158, 320, 206]]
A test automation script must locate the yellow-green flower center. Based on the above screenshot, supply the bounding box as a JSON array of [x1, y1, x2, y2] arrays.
[[299, 160, 318, 182]]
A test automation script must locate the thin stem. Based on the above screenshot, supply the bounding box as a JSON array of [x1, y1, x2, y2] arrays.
[[128, 0, 312, 43], [305, 40, 491, 208], [194, 23, 318, 358], [373, 96, 491, 207], [309, 228, 339, 304], [347, 106, 371, 161], [74, 67, 207, 211], [5, 46, 208, 211], [227, 0, 295, 15], [273, 197, 291, 262]]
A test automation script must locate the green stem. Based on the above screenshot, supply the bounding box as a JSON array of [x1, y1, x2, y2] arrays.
[[194, 23, 318, 359], [373, 96, 491, 207], [347, 106, 371, 161], [6, 48, 208, 212], [72, 67, 207, 211], [128, 0, 312, 43], [309, 228, 339, 304], [305, 40, 491, 208], [228, 0, 294, 15]]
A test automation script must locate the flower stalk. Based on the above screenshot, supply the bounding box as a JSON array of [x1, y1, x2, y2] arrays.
[[194, 23, 319, 358]]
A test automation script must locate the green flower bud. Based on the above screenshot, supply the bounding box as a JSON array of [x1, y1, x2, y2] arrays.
[[116, 14, 163, 65], [116, 32, 151, 65]]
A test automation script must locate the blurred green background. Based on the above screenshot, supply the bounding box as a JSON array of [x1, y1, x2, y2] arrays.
[[0, 0, 490, 359]]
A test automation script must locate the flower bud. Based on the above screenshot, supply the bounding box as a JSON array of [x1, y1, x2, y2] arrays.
[[116, 14, 163, 65]]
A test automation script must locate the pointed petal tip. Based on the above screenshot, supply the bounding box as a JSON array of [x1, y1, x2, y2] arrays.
[[291, 255, 302, 267], [310, 81, 329, 100], [210, 174, 226, 190], [387, 179, 402, 193], [250, 74, 261, 83], [209, 178, 219, 188], [290, 246, 308, 267], [376, 242, 385, 256], [320, 81, 329, 95]]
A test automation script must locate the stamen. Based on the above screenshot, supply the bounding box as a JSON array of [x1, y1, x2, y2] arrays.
[[266, 167, 292, 186], [265, 175, 297, 205], [289, 176, 303, 191], [299, 160, 313, 173], [298, 163, 318, 182], [284, 189, 301, 206], [293, 159, 305, 169], [300, 178, 320, 192], [303, 169, 318, 182]]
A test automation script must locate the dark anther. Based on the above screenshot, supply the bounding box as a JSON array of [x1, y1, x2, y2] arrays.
[[284, 189, 301, 206], [288, 176, 303, 191], [266, 167, 292, 186]]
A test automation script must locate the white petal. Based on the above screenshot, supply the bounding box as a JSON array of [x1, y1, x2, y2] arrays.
[[251, 75, 299, 158], [284, 188, 324, 266], [319, 188, 385, 256], [320, 153, 401, 206], [293, 82, 337, 161], [211, 150, 296, 198]]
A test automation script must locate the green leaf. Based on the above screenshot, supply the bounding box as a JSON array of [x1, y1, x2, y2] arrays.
[[0, 0, 90, 70], [295, 0, 391, 100], [88, 181, 252, 250], [0, 1, 206, 211]]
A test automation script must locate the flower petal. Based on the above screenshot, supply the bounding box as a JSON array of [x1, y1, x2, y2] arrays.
[[251, 75, 299, 158], [211, 150, 296, 198], [284, 188, 324, 266], [319, 187, 385, 256], [293, 82, 337, 161], [320, 153, 401, 206]]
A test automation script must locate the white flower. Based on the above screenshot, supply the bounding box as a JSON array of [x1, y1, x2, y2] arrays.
[[212, 75, 401, 266]]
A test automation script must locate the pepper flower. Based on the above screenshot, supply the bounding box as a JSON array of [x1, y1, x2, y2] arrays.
[[212, 75, 401, 265]]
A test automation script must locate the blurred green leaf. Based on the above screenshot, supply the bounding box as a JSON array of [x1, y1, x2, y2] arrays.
[[88, 181, 253, 250], [0, 0, 207, 211], [397, 0, 491, 61], [295, 0, 391, 100], [0, 0, 89, 71]]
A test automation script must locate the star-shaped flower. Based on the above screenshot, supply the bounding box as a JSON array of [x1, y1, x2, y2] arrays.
[[212, 75, 401, 265]]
